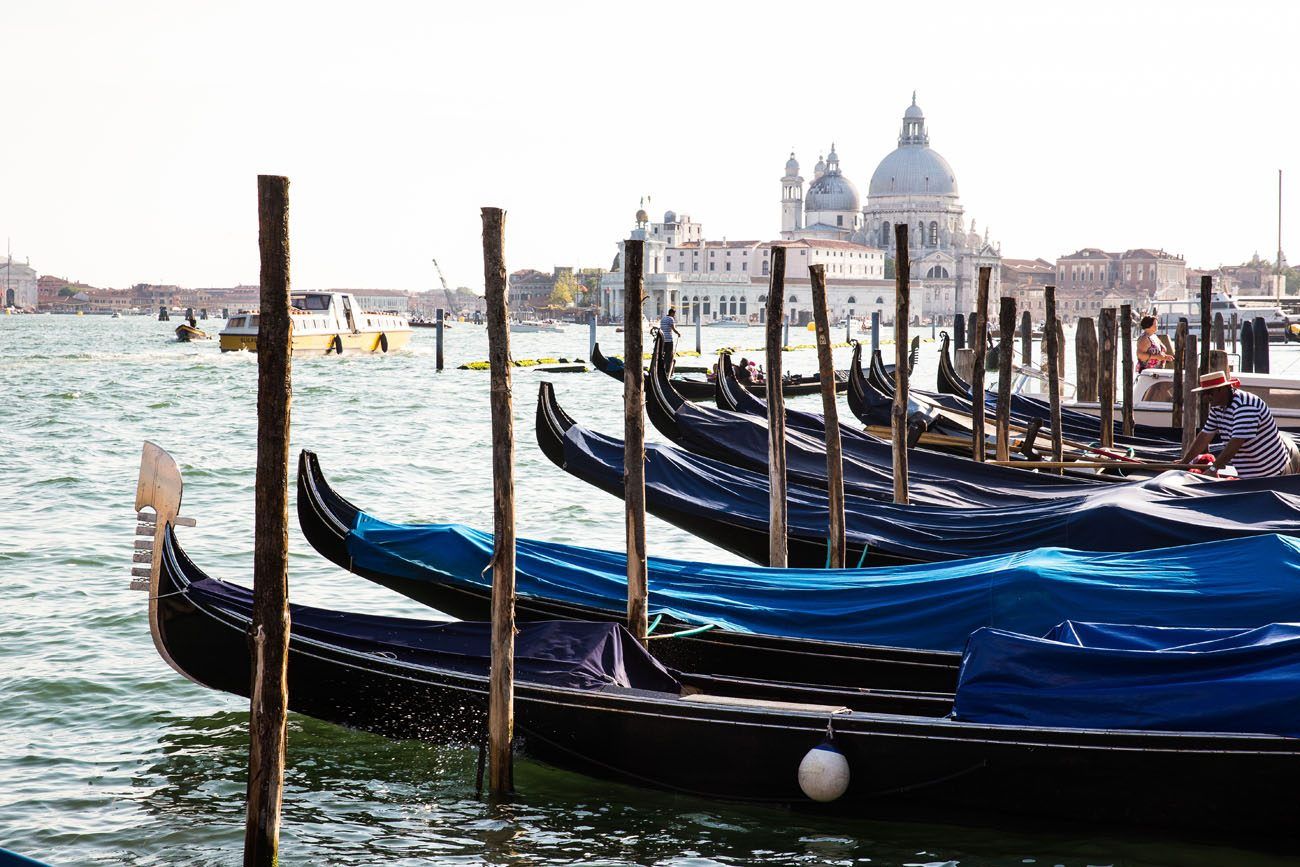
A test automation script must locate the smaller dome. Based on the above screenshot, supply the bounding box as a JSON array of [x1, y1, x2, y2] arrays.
[[814, 155, 826, 177], [635, 208, 648, 224], [904, 102, 923, 119], [664, 210, 677, 224], [805, 173, 860, 212], [827, 144, 839, 163], [784, 152, 799, 175]]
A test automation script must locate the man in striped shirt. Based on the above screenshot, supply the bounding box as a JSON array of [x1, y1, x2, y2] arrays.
[[1182, 371, 1299, 477]]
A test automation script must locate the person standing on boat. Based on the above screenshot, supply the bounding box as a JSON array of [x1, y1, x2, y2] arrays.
[[659, 307, 681, 375], [1181, 371, 1300, 477], [1136, 315, 1173, 373]]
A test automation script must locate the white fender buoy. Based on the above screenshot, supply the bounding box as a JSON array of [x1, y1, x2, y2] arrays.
[[798, 734, 850, 802]]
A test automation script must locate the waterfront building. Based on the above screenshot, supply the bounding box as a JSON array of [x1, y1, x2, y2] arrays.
[[1, 256, 38, 310], [599, 94, 999, 325], [1054, 248, 1185, 306]]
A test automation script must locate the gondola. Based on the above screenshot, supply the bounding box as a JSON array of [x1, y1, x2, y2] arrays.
[[297, 449, 958, 691], [649, 344, 1127, 504], [137, 444, 1300, 837], [935, 332, 1185, 444], [591, 341, 845, 400], [538, 380, 1300, 567], [299, 446, 1300, 654]]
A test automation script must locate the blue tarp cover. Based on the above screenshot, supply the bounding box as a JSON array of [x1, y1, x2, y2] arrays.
[[556, 419, 1300, 563], [953, 620, 1300, 736], [188, 577, 680, 693], [347, 515, 1300, 652]]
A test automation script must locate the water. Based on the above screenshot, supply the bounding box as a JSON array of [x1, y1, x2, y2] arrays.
[[0, 314, 1292, 865]]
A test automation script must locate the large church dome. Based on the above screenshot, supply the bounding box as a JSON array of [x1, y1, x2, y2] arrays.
[[868, 96, 958, 199]]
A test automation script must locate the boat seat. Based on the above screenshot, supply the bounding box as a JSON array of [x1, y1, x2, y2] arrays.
[[680, 693, 851, 715]]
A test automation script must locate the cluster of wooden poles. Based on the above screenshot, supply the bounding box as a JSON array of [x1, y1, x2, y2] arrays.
[[232, 185, 1259, 863]]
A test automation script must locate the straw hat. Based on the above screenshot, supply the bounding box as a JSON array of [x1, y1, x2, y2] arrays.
[[1191, 371, 1241, 393]]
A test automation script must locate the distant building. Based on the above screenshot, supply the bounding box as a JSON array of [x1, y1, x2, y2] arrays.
[[1000, 258, 1055, 319], [339, 289, 409, 313], [1, 257, 38, 310], [509, 268, 560, 310], [1054, 248, 1184, 307]]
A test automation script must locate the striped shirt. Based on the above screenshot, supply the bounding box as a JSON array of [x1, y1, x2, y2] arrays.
[[659, 315, 676, 342], [1203, 389, 1289, 478]]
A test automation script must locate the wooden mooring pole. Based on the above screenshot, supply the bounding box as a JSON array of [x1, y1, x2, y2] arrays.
[[810, 263, 845, 567], [1182, 334, 1198, 455], [1076, 317, 1098, 403], [1199, 275, 1212, 376], [1020, 309, 1032, 367], [1097, 308, 1116, 450], [481, 206, 515, 797], [1044, 285, 1063, 465], [623, 240, 648, 641], [436, 307, 445, 372], [892, 224, 910, 505], [1120, 303, 1134, 436], [970, 267, 991, 461], [244, 175, 292, 867], [1172, 318, 1188, 431], [995, 296, 1015, 461], [765, 247, 788, 568]]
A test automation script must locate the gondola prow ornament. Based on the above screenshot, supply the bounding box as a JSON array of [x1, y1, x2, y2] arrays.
[[797, 719, 850, 802]]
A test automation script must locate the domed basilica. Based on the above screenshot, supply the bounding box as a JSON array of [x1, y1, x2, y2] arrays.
[[781, 94, 1001, 312]]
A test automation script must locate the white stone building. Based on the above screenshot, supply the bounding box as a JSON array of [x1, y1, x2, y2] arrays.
[[1, 257, 38, 310], [599, 94, 999, 325]]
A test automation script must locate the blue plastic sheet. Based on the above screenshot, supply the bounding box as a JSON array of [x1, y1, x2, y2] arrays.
[[346, 513, 1300, 652], [189, 577, 680, 693], [953, 621, 1300, 737], [555, 417, 1300, 564]]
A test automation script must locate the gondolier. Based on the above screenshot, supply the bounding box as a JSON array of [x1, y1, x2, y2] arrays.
[[658, 307, 681, 374], [1182, 370, 1300, 477]]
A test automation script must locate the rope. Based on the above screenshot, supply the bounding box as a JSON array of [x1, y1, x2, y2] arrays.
[[646, 613, 663, 635], [646, 623, 717, 640], [855, 544, 869, 569]]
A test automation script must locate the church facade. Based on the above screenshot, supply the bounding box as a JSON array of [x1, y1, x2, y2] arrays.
[[599, 95, 1000, 325]]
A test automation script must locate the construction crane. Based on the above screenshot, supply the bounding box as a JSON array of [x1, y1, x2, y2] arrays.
[[431, 257, 458, 318]]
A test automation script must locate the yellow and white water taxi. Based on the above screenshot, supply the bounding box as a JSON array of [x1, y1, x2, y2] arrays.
[[218, 292, 413, 354]]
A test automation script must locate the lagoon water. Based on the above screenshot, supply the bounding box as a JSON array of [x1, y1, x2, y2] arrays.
[[0, 314, 1292, 866]]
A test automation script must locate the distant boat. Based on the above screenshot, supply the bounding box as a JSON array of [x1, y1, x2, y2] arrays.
[[175, 323, 210, 342], [704, 316, 749, 328], [511, 319, 564, 333], [111, 312, 122, 319], [218, 291, 411, 354]]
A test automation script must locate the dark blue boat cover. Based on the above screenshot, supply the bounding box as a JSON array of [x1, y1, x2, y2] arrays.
[[555, 418, 1300, 563], [954, 621, 1300, 737], [346, 513, 1300, 652], [187, 577, 680, 693]]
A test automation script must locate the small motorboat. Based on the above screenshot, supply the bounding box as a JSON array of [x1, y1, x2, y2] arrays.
[[510, 319, 565, 333], [174, 323, 210, 342], [703, 316, 750, 329]]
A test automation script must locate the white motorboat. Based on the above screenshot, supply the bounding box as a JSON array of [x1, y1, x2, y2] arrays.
[[703, 316, 750, 329], [1064, 367, 1300, 431], [1152, 291, 1299, 342], [510, 319, 565, 333]]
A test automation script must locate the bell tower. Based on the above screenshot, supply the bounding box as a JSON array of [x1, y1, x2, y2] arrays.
[[781, 151, 804, 234]]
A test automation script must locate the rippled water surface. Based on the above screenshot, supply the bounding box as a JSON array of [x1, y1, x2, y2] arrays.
[[0, 314, 1293, 866]]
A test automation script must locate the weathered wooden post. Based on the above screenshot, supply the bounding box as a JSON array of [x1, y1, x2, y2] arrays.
[[1213, 312, 1225, 351], [435, 307, 445, 372], [1097, 308, 1117, 449], [954, 312, 966, 350], [1182, 334, 1198, 454], [1120, 304, 1135, 436], [1241, 319, 1254, 373], [765, 247, 788, 568], [1020, 309, 1033, 367], [1230, 312, 1239, 355], [1172, 317, 1188, 430], [1044, 285, 1063, 464], [481, 206, 515, 797], [968, 312, 977, 349], [1076, 317, 1098, 403], [623, 240, 648, 641], [870, 311, 880, 355], [589, 311, 598, 359], [892, 224, 910, 506], [694, 314, 702, 355], [1199, 276, 1212, 376], [970, 267, 991, 461], [1055, 319, 1065, 376], [784, 312, 791, 348], [995, 296, 1016, 461], [244, 174, 293, 867], [1253, 316, 1270, 374], [810, 264, 845, 568]]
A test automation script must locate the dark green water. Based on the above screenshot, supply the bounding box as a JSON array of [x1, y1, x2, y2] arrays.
[[0, 315, 1292, 865]]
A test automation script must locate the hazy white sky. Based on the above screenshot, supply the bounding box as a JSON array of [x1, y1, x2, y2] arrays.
[[1, 0, 1296, 291]]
